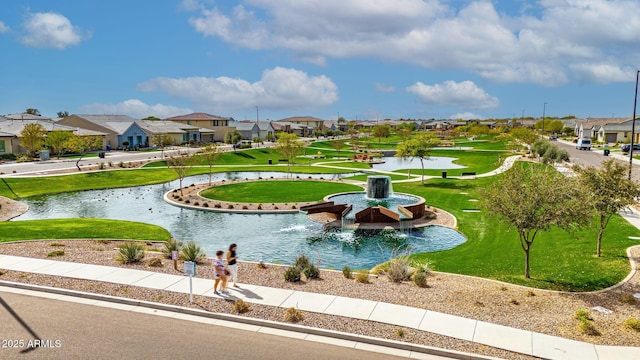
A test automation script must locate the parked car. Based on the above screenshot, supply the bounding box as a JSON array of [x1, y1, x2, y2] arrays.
[[575, 138, 591, 150], [549, 135, 558, 141], [621, 143, 640, 153]]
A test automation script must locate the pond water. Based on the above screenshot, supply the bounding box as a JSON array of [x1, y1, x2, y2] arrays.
[[371, 156, 466, 171], [14, 171, 466, 269]]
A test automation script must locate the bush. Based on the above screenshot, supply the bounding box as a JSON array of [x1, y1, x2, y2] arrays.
[[233, 299, 251, 314], [147, 257, 163, 267], [115, 242, 145, 264], [620, 293, 637, 305], [386, 256, 411, 283], [47, 250, 65, 257], [342, 266, 352, 279], [303, 264, 320, 279], [574, 309, 592, 321], [49, 242, 65, 247], [283, 307, 304, 323], [413, 271, 428, 288], [295, 255, 310, 270], [163, 238, 184, 259], [578, 319, 600, 336], [179, 241, 207, 263], [355, 269, 370, 284], [284, 266, 301, 282], [624, 318, 640, 332]]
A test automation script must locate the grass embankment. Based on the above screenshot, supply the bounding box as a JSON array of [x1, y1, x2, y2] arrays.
[[0, 219, 171, 242], [201, 180, 362, 203], [394, 171, 639, 292]]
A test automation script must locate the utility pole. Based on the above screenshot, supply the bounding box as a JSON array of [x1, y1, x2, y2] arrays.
[[542, 102, 547, 135], [629, 70, 639, 180]]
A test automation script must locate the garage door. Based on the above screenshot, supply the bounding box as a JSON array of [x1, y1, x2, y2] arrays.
[[605, 133, 617, 143]]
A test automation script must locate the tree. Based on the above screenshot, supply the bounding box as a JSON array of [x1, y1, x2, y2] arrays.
[[482, 164, 591, 279], [372, 125, 391, 142], [19, 123, 47, 157], [252, 135, 263, 147], [151, 133, 173, 159], [396, 132, 440, 184], [468, 124, 490, 137], [200, 144, 221, 185], [275, 132, 302, 176], [45, 130, 73, 159], [510, 127, 538, 148], [331, 139, 346, 158], [142, 116, 160, 120], [64, 134, 103, 171], [57, 111, 69, 118], [224, 130, 242, 150], [574, 159, 640, 257], [167, 152, 194, 196], [396, 123, 414, 141], [25, 108, 41, 116], [265, 132, 275, 142]]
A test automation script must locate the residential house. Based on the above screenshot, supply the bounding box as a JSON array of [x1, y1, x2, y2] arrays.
[[278, 116, 325, 135], [574, 118, 627, 139], [164, 112, 235, 142], [0, 117, 106, 154], [139, 120, 214, 145], [273, 121, 309, 137], [231, 121, 260, 141], [57, 114, 146, 149], [596, 118, 639, 144]]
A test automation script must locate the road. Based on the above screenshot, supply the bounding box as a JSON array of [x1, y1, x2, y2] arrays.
[[0, 291, 443, 360], [554, 139, 640, 181]]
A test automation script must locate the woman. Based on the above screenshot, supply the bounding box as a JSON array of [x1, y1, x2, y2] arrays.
[[226, 243, 239, 288], [213, 250, 228, 295]]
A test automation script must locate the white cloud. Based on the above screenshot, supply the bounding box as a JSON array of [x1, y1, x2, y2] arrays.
[[449, 112, 483, 120], [79, 99, 193, 119], [406, 80, 499, 109], [137, 67, 338, 112], [569, 63, 635, 84], [0, 21, 10, 33], [375, 83, 395, 93], [185, 0, 640, 85], [21, 12, 89, 49]]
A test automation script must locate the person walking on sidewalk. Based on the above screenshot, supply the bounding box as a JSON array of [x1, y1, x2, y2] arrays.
[[213, 250, 228, 295], [226, 243, 239, 288]]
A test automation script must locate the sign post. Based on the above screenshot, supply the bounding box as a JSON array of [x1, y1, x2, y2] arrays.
[[184, 261, 196, 303], [171, 250, 178, 270]]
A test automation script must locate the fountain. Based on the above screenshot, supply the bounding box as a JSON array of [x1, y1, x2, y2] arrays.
[[301, 175, 432, 230]]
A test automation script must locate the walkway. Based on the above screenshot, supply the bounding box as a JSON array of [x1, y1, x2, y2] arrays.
[[0, 254, 637, 360]]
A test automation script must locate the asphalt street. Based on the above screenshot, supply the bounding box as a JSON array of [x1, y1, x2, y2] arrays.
[[0, 291, 422, 360]]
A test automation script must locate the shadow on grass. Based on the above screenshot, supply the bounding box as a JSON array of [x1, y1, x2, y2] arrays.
[[420, 181, 475, 190], [232, 152, 256, 159]]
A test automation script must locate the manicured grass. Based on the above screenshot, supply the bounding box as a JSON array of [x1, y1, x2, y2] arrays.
[[0, 219, 172, 242], [200, 180, 363, 203], [394, 167, 639, 291], [391, 150, 509, 176]]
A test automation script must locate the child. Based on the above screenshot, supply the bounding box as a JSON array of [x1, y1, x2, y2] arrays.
[[213, 250, 228, 295]]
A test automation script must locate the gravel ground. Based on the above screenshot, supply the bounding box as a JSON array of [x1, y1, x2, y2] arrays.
[[1, 240, 639, 359]]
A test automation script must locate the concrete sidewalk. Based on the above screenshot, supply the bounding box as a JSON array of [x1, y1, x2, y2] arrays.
[[0, 254, 637, 360]]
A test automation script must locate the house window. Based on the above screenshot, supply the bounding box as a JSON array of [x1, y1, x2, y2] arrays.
[[0, 140, 4, 152]]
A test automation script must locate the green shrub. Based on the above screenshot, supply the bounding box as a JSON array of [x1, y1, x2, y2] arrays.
[[413, 271, 428, 288], [49, 242, 65, 247], [47, 249, 65, 257], [574, 309, 592, 321], [163, 238, 184, 259], [578, 319, 600, 336], [295, 255, 310, 270], [179, 241, 207, 263], [303, 264, 320, 279], [283, 307, 304, 323], [396, 329, 404, 337], [115, 242, 145, 264], [284, 266, 301, 282], [624, 317, 640, 332], [355, 269, 370, 284], [342, 266, 352, 279]]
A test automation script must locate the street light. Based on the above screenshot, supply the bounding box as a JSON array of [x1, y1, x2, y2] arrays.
[[629, 70, 640, 180], [542, 102, 547, 135]]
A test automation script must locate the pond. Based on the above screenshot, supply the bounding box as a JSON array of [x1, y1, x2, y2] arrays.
[[14, 171, 466, 269], [370, 156, 466, 171]]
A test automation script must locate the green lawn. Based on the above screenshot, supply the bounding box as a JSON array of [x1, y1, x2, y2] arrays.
[[394, 170, 639, 291], [390, 150, 509, 176], [0, 219, 172, 242], [200, 180, 363, 203]]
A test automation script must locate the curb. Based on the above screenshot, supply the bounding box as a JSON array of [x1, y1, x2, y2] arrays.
[[0, 280, 501, 360]]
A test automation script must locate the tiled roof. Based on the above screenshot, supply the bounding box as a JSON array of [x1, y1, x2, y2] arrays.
[[164, 112, 231, 121]]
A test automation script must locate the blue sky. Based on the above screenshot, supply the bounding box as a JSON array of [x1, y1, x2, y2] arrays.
[[1, 0, 640, 121]]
